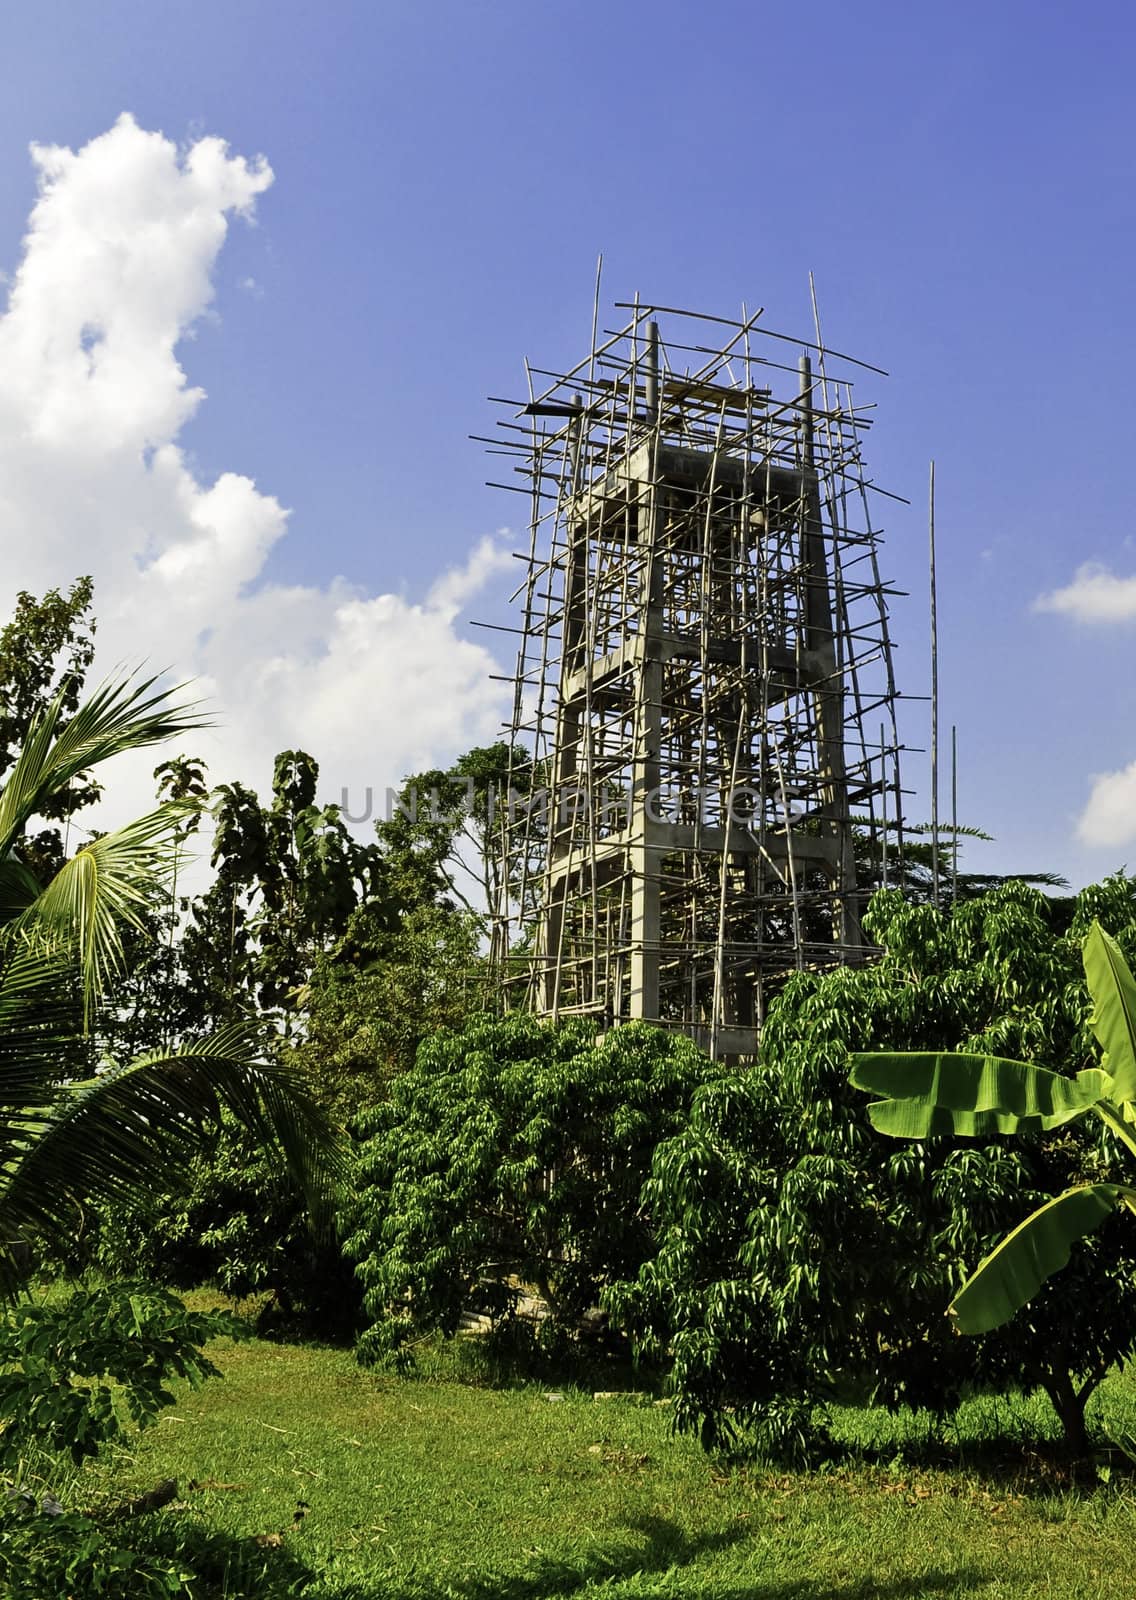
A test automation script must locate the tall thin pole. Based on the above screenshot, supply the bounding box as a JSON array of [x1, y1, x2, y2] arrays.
[[951, 722, 959, 902], [929, 461, 940, 910]]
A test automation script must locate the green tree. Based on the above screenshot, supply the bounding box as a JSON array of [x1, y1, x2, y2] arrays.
[[0, 672, 343, 1294], [96, 1114, 363, 1339], [850, 916, 1136, 1403], [0, 577, 98, 884], [98, 748, 496, 1323], [295, 898, 483, 1104], [290, 744, 520, 1100], [179, 749, 382, 1030], [97, 742, 527, 1323], [343, 1013, 722, 1365], [93, 755, 212, 1065], [855, 819, 1068, 910], [375, 742, 522, 922], [607, 880, 1136, 1458]]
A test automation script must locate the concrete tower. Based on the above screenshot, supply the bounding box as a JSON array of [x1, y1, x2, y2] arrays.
[[487, 302, 902, 1057]]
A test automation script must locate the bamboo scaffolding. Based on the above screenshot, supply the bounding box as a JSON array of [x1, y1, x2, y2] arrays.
[[487, 299, 905, 1057]]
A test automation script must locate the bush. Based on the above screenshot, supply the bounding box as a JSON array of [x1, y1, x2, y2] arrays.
[[0, 1281, 241, 1471], [606, 880, 1136, 1460], [0, 1280, 242, 1597], [97, 1117, 362, 1342], [343, 1013, 722, 1366], [0, 1500, 191, 1600]]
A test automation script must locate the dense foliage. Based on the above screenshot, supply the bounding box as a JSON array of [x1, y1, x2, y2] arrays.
[[851, 918, 1136, 1339], [344, 1013, 722, 1365], [0, 1282, 239, 1471], [606, 880, 1136, 1458], [97, 747, 501, 1326], [0, 1282, 240, 1599], [0, 673, 344, 1294], [97, 1113, 363, 1340], [293, 896, 484, 1106], [0, 1501, 192, 1600]]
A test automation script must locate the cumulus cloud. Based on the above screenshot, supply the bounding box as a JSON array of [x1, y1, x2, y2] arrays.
[[0, 115, 510, 835], [1077, 761, 1136, 848], [1035, 563, 1136, 623]]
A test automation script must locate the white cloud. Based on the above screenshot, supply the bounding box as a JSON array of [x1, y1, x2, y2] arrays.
[[0, 115, 509, 838], [1077, 761, 1136, 848], [426, 533, 514, 619], [1035, 562, 1136, 623]]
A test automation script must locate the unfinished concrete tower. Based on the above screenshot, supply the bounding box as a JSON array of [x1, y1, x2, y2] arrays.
[[486, 301, 903, 1057]]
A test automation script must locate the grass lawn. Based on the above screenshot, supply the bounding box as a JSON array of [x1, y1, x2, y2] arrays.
[[75, 1320, 1136, 1600]]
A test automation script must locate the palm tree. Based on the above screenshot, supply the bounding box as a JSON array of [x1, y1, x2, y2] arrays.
[[0, 672, 343, 1296]]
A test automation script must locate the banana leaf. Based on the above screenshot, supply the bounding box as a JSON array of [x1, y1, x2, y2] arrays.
[[949, 1183, 1136, 1334], [848, 1052, 1109, 1138], [1083, 921, 1136, 1106]]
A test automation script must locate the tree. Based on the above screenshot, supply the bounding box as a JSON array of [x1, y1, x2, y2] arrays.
[[606, 880, 1136, 1458], [0, 576, 96, 782], [294, 898, 483, 1104], [855, 819, 1068, 909], [0, 577, 98, 884], [91, 755, 212, 1065], [0, 671, 343, 1294], [97, 746, 495, 1321], [289, 744, 519, 1099], [173, 748, 383, 1034], [91, 745, 383, 1333], [850, 919, 1136, 1356], [374, 742, 525, 923], [343, 1013, 722, 1365], [96, 1113, 363, 1340]]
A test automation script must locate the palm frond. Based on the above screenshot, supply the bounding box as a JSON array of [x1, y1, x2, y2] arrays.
[[0, 931, 85, 1116], [0, 672, 208, 859], [15, 804, 197, 1023], [0, 1025, 346, 1298]]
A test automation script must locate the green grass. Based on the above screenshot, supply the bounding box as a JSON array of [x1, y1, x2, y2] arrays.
[[72, 1321, 1136, 1600]]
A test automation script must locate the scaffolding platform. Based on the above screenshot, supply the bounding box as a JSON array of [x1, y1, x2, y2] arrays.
[[485, 299, 904, 1058]]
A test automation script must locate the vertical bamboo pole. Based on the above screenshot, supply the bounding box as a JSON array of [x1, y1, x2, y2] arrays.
[[951, 722, 959, 902], [629, 320, 662, 1022], [929, 460, 940, 911]]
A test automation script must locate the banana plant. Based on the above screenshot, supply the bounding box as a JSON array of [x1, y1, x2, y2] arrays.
[[848, 921, 1136, 1335]]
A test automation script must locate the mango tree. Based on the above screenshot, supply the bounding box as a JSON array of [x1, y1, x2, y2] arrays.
[[344, 1012, 722, 1366], [850, 919, 1136, 1447], [609, 883, 1136, 1459]]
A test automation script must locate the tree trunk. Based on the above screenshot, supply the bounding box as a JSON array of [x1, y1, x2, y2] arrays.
[[1041, 1368, 1091, 1456]]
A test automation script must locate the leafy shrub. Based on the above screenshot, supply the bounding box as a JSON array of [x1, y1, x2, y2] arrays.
[[607, 880, 1136, 1460], [97, 1117, 362, 1342], [343, 1013, 721, 1366], [0, 1281, 243, 1598], [0, 1281, 241, 1471], [0, 1499, 191, 1600]]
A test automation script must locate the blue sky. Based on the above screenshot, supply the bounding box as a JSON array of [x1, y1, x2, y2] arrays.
[[2, 0, 1135, 887]]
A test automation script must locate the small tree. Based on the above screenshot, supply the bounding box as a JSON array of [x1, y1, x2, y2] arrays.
[[607, 880, 1136, 1458], [179, 750, 383, 1031], [850, 913, 1136, 1445], [343, 1013, 721, 1365]]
